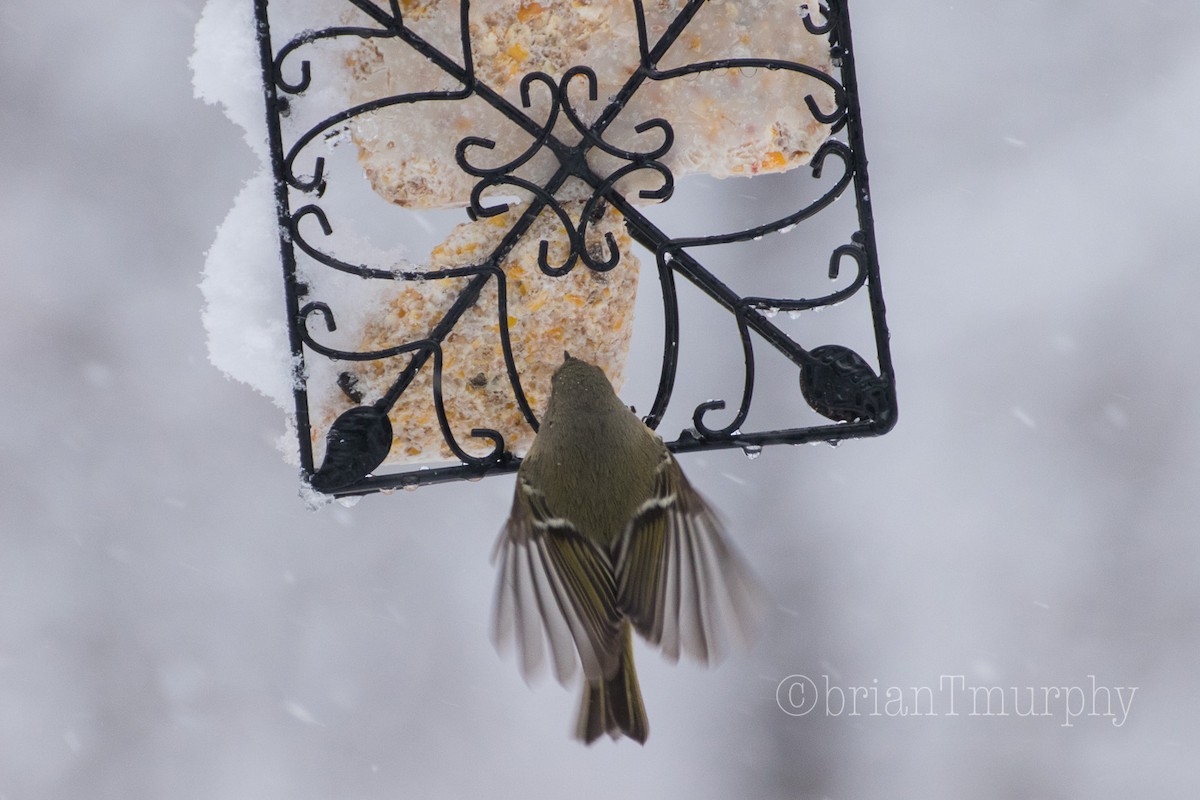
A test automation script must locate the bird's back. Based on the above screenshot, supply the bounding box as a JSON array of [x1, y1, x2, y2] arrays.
[[522, 363, 661, 549]]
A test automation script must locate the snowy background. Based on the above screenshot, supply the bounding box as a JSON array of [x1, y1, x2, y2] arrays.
[[3, 1, 1200, 798]]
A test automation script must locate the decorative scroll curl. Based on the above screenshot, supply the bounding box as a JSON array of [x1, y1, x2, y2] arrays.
[[456, 66, 676, 277]]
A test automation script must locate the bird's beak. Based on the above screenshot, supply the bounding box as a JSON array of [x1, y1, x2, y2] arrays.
[[563, 350, 573, 362]]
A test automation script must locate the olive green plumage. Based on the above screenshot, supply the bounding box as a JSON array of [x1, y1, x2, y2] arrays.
[[492, 354, 761, 744]]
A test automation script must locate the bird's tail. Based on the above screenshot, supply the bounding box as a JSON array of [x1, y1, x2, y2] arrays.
[[576, 622, 648, 744]]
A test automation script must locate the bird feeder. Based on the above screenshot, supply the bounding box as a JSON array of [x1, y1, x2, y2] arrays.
[[247, 0, 896, 497]]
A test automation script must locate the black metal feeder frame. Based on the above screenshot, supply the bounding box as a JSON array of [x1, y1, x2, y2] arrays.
[[253, 0, 897, 497]]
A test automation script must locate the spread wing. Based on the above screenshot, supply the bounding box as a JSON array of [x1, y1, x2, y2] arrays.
[[614, 450, 764, 664], [491, 475, 623, 685]]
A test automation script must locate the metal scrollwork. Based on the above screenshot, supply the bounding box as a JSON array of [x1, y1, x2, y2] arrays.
[[252, 0, 896, 495]]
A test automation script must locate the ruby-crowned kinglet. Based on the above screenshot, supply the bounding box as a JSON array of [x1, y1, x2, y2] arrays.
[[492, 353, 762, 744]]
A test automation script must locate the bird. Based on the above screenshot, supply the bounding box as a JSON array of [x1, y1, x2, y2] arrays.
[[491, 352, 762, 743]]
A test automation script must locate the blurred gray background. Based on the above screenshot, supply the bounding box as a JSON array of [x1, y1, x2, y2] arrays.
[[3, 1, 1199, 798]]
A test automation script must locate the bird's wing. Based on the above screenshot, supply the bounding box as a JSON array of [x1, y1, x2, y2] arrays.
[[614, 450, 764, 664], [491, 475, 623, 686]]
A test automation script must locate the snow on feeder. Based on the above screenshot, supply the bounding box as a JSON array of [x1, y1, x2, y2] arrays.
[[194, 0, 896, 499]]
